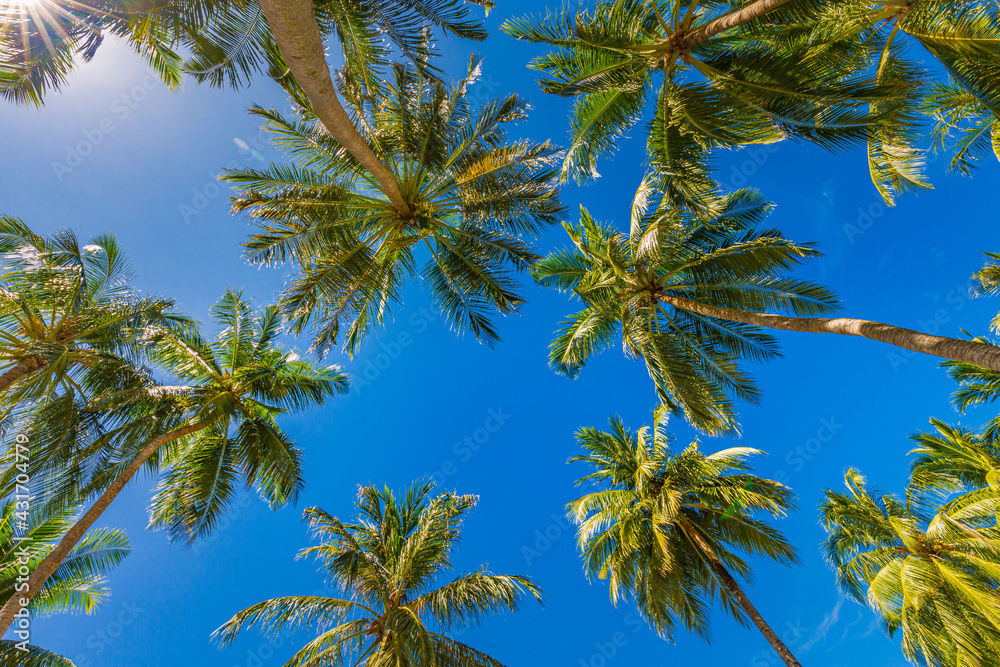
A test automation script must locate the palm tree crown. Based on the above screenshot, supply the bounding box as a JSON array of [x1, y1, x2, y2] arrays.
[[925, 82, 1000, 177], [910, 1, 1000, 175], [0, 217, 184, 409], [909, 419, 1000, 499], [0, 0, 493, 104], [502, 0, 924, 207], [821, 469, 1000, 666], [227, 58, 565, 355], [187, 0, 494, 90], [568, 408, 798, 657], [140, 289, 350, 543], [0, 499, 129, 615], [214, 482, 542, 667], [0, 289, 349, 635], [0, 499, 130, 666], [533, 189, 836, 434]]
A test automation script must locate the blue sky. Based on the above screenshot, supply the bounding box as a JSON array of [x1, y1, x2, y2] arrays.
[[1, 4, 999, 666]]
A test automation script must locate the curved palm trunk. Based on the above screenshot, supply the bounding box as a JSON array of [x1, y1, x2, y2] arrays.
[[0, 356, 45, 394], [683, 0, 793, 47], [0, 422, 206, 634], [257, 0, 412, 218], [659, 294, 1000, 372], [678, 519, 802, 667]]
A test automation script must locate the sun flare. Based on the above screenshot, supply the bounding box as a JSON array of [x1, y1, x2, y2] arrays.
[[1, 0, 43, 11], [0, 0, 52, 23]]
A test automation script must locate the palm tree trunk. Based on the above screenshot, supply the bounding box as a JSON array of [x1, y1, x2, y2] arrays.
[[257, 0, 412, 218], [0, 421, 206, 634], [683, 0, 793, 47], [0, 356, 45, 394], [658, 294, 1000, 372], [678, 519, 802, 667]]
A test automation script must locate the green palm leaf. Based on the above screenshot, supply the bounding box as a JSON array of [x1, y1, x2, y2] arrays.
[[822, 468, 1000, 666], [214, 482, 540, 666], [534, 189, 836, 435], [227, 58, 565, 356], [569, 409, 797, 653]]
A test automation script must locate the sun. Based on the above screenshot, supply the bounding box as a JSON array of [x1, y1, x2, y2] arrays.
[[1, 0, 42, 10], [0, 0, 68, 42], [0, 0, 48, 19]]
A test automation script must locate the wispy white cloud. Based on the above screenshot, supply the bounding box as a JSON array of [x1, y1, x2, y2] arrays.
[[839, 609, 865, 642], [801, 595, 845, 654], [861, 616, 882, 638]]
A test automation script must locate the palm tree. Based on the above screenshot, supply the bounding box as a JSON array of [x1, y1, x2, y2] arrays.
[[504, 1, 1000, 206], [568, 408, 801, 666], [247, 0, 494, 217], [0, 0, 493, 217], [226, 59, 564, 356], [0, 289, 349, 633], [0, 499, 130, 667], [904, 1, 1000, 175], [533, 189, 825, 434], [213, 482, 542, 666], [909, 419, 1000, 497], [0, 217, 183, 404], [0, 643, 74, 667], [829, 0, 1000, 199], [925, 83, 1000, 176], [821, 469, 1000, 666], [0, 499, 130, 615], [502, 0, 923, 209], [534, 189, 1000, 434], [931, 252, 1000, 441]]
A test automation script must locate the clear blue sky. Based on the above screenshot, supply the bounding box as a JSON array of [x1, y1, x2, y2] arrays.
[[1, 5, 998, 665]]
